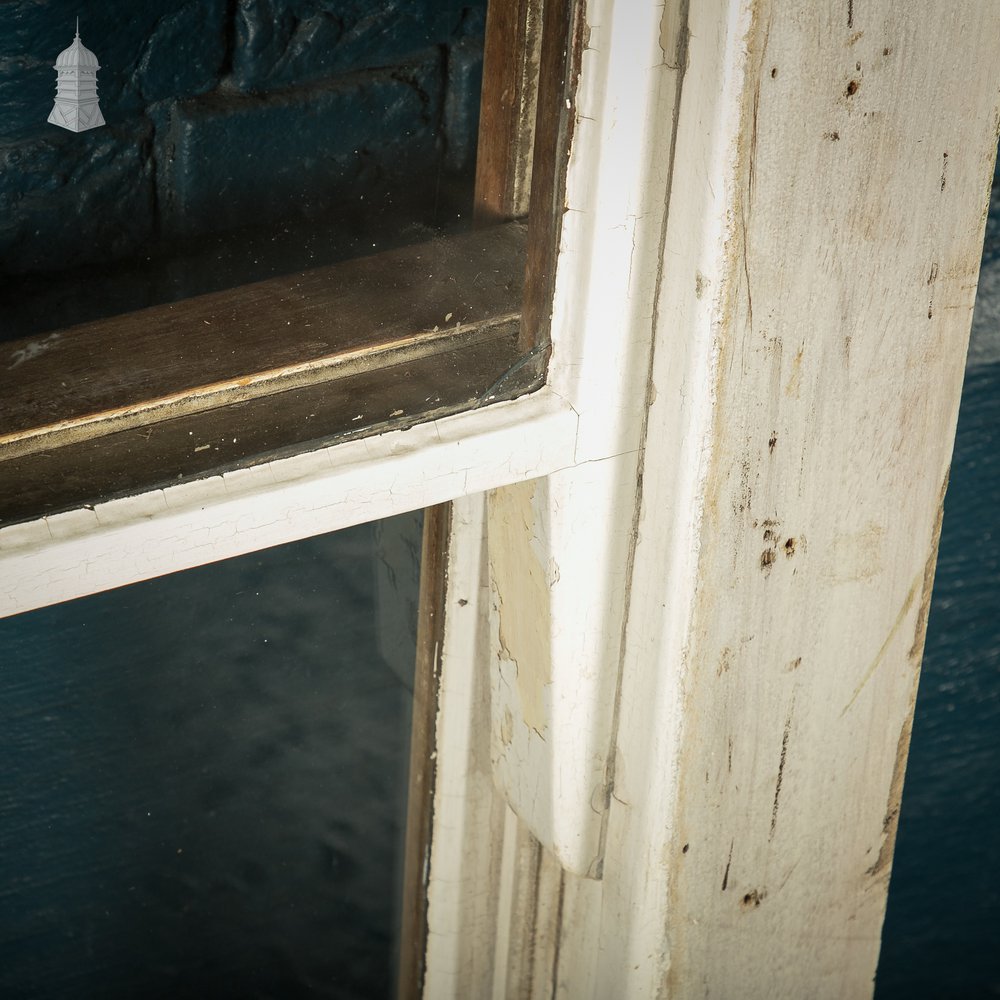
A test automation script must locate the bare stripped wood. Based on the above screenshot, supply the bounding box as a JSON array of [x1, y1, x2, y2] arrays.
[[0, 223, 526, 457], [474, 0, 543, 224]]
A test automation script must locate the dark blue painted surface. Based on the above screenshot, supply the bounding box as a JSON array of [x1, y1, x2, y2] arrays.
[[875, 166, 1000, 998], [0, 1, 485, 339], [0, 522, 416, 999]]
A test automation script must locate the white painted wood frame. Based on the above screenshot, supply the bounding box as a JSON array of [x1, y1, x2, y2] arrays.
[[4, 0, 999, 996], [420, 0, 1000, 996]]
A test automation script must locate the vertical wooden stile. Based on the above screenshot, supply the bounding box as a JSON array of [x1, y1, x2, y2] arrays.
[[399, 2, 550, 996], [397, 503, 451, 1000], [474, 0, 541, 224], [519, 0, 581, 352], [404, 1, 1000, 997]]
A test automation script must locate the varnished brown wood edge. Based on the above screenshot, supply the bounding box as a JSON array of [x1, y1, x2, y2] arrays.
[[475, 0, 545, 224], [521, 0, 586, 353], [0, 319, 530, 525], [398, 502, 452, 1000], [474, 0, 583, 356], [1, 312, 520, 462], [1, 222, 528, 458]]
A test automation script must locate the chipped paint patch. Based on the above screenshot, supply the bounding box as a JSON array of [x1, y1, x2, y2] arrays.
[[866, 717, 912, 881], [500, 706, 514, 747], [824, 521, 885, 583], [8, 332, 61, 369], [489, 480, 553, 738]]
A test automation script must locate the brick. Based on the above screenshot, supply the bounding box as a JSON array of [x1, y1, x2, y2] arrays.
[[0, 54, 56, 142], [159, 55, 445, 238], [0, 0, 227, 138], [130, 2, 230, 104], [0, 118, 155, 273], [231, 0, 485, 92]]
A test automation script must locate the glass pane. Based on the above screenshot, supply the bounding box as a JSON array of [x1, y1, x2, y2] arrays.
[[0, 1, 487, 340], [875, 150, 1000, 996], [0, 510, 423, 999]]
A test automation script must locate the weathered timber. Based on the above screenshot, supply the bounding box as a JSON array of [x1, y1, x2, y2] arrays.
[[0, 222, 527, 458]]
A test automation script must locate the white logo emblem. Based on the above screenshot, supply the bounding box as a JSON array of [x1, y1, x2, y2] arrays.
[[48, 19, 105, 132]]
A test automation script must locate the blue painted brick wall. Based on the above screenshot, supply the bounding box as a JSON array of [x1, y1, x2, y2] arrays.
[[0, 0, 485, 277], [231, 0, 482, 91], [158, 58, 444, 238], [0, 119, 156, 274]]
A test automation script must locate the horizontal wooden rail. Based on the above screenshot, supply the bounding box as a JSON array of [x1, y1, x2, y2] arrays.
[[0, 222, 538, 525], [1, 222, 527, 455]]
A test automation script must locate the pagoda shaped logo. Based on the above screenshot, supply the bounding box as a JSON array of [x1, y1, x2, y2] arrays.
[[48, 19, 105, 132]]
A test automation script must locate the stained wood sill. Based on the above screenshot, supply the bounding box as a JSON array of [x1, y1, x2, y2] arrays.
[[0, 221, 541, 525]]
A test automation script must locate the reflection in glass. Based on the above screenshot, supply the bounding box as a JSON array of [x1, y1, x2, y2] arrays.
[[0, 511, 422, 999], [0, 1, 486, 339]]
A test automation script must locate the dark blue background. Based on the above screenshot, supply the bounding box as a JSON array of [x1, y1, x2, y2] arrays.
[[0, 522, 419, 1000], [875, 162, 1000, 998]]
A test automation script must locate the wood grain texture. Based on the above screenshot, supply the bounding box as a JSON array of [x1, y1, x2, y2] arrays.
[[520, 0, 584, 351], [0, 223, 527, 457], [426, 0, 999, 994], [592, 2, 1000, 997], [474, 0, 543, 224], [0, 318, 535, 525], [398, 502, 451, 1000]]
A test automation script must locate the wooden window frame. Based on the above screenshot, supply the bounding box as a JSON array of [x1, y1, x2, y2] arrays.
[[0, 0, 579, 586], [3, 2, 999, 998], [399, 1, 1000, 998]]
